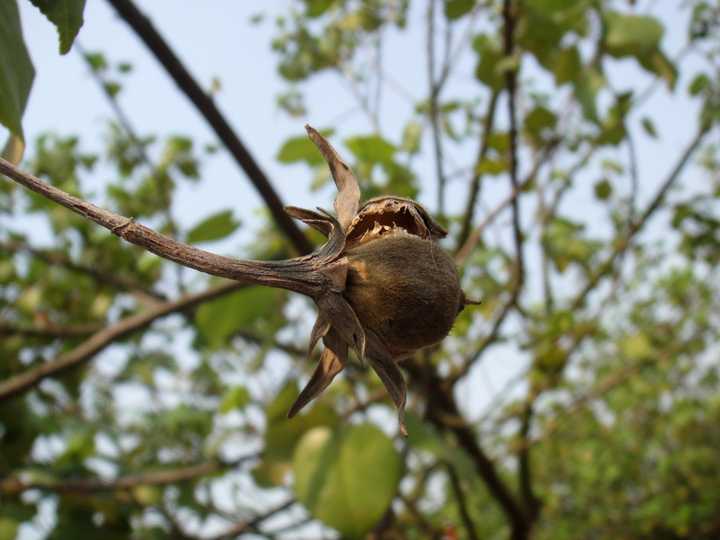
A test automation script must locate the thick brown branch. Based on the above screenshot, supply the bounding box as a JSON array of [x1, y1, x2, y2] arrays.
[[445, 462, 480, 540], [0, 158, 330, 298], [0, 453, 258, 495], [405, 361, 529, 539], [0, 280, 245, 401], [104, 0, 312, 255]]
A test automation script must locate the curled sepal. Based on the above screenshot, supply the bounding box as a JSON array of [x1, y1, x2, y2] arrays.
[[316, 292, 366, 364], [305, 125, 360, 232], [307, 313, 331, 358], [285, 206, 346, 261], [287, 329, 346, 418], [369, 353, 408, 437], [284, 206, 333, 237]]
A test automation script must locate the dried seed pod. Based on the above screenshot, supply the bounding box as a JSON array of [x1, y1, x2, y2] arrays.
[[285, 126, 470, 435]]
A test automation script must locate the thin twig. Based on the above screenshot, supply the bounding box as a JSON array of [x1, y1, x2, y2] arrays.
[[571, 126, 709, 312], [456, 90, 500, 250], [210, 499, 295, 540], [0, 452, 259, 495], [427, 0, 448, 217]]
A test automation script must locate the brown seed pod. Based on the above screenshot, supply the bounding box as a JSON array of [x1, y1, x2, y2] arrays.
[[284, 126, 471, 435]]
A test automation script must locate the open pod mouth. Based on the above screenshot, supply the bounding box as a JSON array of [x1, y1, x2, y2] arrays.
[[345, 196, 447, 248]]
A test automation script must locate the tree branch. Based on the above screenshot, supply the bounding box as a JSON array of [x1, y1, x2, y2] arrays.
[[404, 361, 529, 539], [502, 0, 524, 293], [104, 0, 312, 255], [427, 0, 448, 218], [445, 462, 480, 540], [0, 453, 258, 495], [456, 90, 500, 250], [0, 157, 334, 299], [571, 125, 709, 312], [0, 279, 246, 401]]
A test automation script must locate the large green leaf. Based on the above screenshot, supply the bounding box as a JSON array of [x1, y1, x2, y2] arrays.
[[29, 0, 87, 54], [0, 0, 35, 142], [293, 423, 402, 538], [186, 209, 240, 244]]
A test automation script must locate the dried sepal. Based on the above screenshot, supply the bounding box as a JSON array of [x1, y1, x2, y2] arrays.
[[288, 329, 346, 418], [368, 351, 408, 437], [316, 292, 366, 363], [305, 125, 360, 232], [307, 313, 331, 358]]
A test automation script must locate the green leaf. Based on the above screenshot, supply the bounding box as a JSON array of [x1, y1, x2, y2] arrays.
[[594, 179, 612, 200], [472, 34, 504, 91], [277, 133, 328, 165], [0, 0, 35, 141], [605, 12, 663, 57], [29, 0, 87, 54], [401, 120, 422, 154], [219, 385, 251, 413], [688, 73, 710, 96], [444, 0, 474, 20], [194, 287, 285, 348], [264, 381, 340, 463], [304, 0, 335, 17], [293, 424, 402, 538], [186, 209, 240, 244], [641, 116, 658, 139], [345, 134, 396, 165]]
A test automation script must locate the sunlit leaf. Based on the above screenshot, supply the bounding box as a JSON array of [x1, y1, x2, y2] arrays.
[[186, 209, 240, 244], [293, 423, 402, 538]]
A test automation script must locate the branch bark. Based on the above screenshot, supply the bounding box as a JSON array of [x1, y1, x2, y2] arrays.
[[0, 157, 333, 298], [104, 0, 312, 255]]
